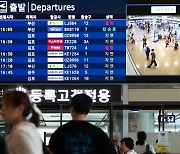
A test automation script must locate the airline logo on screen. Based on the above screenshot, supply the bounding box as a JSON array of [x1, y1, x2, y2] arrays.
[[0, 1, 76, 13], [0, 1, 7, 13], [151, 6, 176, 14]]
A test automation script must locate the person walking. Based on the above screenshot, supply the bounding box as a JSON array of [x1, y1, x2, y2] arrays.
[[1, 90, 43, 154], [174, 41, 179, 52], [142, 36, 147, 48], [147, 49, 157, 68], [165, 38, 169, 48], [144, 45, 150, 60]]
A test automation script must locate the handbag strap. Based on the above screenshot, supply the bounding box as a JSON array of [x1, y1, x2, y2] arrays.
[[145, 144, 150, 152]]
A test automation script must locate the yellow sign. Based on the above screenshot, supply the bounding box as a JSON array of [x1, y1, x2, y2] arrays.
[[156, 143, 170, 152]]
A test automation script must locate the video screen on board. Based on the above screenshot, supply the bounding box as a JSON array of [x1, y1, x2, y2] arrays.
[[126, 0, 180, 82]]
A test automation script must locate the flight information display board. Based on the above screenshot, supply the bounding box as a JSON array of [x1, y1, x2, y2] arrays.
[[0, 0, 126, 82]]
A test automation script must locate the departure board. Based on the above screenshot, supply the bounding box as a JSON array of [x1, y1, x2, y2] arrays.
[[0, 0, 126, 82]]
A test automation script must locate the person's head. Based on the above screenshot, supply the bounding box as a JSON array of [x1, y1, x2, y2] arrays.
[[120, 137, 134, 152], [151, 49, 154, 52], [70, 94, 93, 116], [137, 131, 147, 145], [112, 138, 119, 147], [156, 139, 158, 144], [1, 90, 40, 127]]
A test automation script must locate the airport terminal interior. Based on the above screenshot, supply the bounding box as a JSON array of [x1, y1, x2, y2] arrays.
[[1, 1, 180, 153], [126, 15, 180, 75]]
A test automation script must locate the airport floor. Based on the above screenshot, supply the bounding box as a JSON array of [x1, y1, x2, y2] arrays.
[[127, 27, 180, 75]]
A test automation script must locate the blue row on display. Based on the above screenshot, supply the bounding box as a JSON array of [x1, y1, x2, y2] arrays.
[[0, 45, 125, 51], [0, 32, 125, 39], [0, 69, 125, 76], [0, 57, 125, 63], [0, 20, 126, 26], [0, 76, 126, 82]]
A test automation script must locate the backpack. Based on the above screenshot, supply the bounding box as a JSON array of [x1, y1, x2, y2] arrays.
[[146, 47, 150, 53], [143, 144, 153, 154]]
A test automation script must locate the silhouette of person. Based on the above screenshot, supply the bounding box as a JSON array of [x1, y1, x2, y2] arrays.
[[147, 49, 157, 68], [134, 131, 155, 154], [49, 94, 116, 154]]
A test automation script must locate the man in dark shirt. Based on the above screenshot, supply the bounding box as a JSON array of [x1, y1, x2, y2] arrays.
[[142, 36, 147, 48], [49, 94, 116, 154], [144, 46, 150, 60], [147, 49, 157, 68], [174, 41, 179, 52]]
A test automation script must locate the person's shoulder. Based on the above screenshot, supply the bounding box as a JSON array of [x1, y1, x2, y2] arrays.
[[128, 150, 137, 154], [55, 121, 71, 132], [86, 122, 104, 131], [15, 121, 39, 134], [54, 120, 80, 133], [16, 121, 35, 130], [134, 144, 144, 149], [81, 122, 108, 137]]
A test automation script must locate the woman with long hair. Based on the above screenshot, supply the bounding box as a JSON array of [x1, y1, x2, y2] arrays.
[[1, 90, 43, 154], [134, 131, 155, 154]]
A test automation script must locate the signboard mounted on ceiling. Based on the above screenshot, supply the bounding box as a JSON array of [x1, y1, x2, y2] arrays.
[[0, 85, 121, 104]]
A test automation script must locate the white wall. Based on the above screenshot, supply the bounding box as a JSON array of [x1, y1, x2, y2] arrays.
[[129, 89, 180, 101], [129, 113, 154, 132]]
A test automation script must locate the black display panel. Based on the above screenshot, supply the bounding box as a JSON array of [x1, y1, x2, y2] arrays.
[[0, 0, 126, 82], [1, 0, 180, 83], [126, 0, 180, 83], [0, 85, 121, 104]]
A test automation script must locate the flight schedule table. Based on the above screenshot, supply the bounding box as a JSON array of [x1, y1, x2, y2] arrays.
[[0, 16, 126, 82]]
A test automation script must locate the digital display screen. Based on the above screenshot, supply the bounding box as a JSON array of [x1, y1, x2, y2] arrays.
[[126, 0, 180, 83], [0, 0, 180, 83], [0, 0, 126, 82]]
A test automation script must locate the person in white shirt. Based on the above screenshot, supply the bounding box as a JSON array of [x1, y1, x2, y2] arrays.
[[1, 90, 43, 154], [120, 137, 137, 154], [134, 131, 156, 154]]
